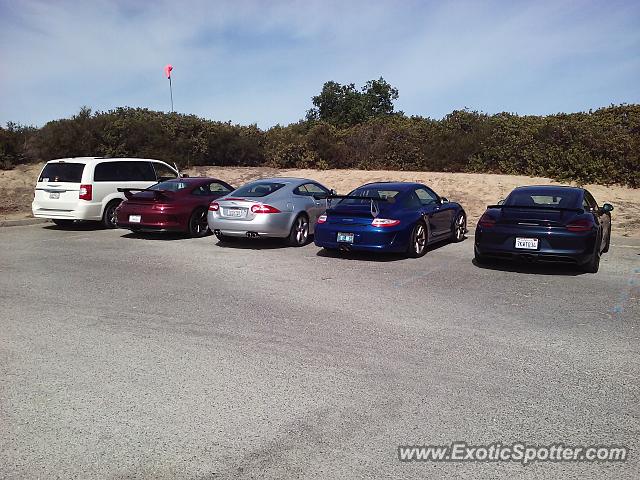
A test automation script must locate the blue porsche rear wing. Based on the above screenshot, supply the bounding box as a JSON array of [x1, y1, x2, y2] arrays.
[[487, 204, 584, 213], [327, 195, 395, 218]]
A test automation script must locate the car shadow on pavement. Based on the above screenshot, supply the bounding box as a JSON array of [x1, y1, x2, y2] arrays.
[[119, 231, 196, 241], [43, 222, 102, 231], [213, 237, 291, 250], [315, 237, 455, 262], [472, 258, 586, 276]]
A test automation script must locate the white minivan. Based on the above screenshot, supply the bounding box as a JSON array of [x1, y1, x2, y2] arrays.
[[32, 157, 179, 228]]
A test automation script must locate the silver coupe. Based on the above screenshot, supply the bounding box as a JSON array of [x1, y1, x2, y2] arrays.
[[207, 177, 334, 246]]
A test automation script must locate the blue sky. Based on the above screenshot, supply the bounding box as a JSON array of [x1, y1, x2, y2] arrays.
[[1, 0, 639, 128]]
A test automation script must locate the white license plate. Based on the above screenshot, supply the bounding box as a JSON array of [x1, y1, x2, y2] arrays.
[[337, 232, 354, 243], [515, 237, 538, 250], [49, 192, 60, 199], [129, 215, 141, 223], [226, 208, 244, 218]]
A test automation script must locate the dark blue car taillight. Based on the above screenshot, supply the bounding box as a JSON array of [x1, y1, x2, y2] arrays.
[[566, 219, 593, 232]]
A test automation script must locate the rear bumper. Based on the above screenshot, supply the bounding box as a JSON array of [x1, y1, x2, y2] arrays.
[[314, 223, 411, 252], [208, 211, 293, 238], [474, 226, 596, 264], [32, 201, 103, 221], [116, 205, 185, 231]]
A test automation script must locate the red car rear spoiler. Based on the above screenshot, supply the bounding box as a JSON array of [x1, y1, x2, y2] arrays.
[[117, 188, 174, 200]]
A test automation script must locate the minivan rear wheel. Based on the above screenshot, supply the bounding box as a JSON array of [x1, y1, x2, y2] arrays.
[[102, 200, 121, 229]]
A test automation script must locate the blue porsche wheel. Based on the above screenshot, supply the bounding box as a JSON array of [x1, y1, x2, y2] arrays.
[[408, 221, 428, 258]]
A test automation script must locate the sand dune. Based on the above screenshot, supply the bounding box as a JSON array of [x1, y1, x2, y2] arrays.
[[3, 163, 639, 237]]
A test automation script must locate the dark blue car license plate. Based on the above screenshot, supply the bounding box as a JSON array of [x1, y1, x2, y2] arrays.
[[337, 232, 354, 243]]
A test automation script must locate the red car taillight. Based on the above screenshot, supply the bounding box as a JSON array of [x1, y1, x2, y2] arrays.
[[566, 219, 593, 232], [251, 204, 280, 214], [209, 202, 219, 211], [371, 218, 400, 227], [79, 184, 92, 201], [478, 212, 496, 228], [317, 214, 327, 224]]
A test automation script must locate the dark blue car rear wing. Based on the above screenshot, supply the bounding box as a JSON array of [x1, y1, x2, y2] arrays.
[[487, 204, 584, 213], [327, 195, 395, 218]]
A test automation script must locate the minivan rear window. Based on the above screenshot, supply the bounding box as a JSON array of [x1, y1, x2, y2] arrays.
[[232, 182, 286, 198], [94, 161, 156, 182], [39, 163, 85, 183]]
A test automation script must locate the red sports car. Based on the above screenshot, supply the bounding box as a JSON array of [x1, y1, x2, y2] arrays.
[[116, 177, 234, 237]]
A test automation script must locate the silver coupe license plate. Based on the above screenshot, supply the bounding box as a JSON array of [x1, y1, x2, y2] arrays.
[[226, 208, 244, 218], [337, 232, 354, 243], [515, 237, 538, 250]]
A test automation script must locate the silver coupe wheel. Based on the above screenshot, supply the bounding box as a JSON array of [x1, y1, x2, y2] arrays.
[[288, 215, 309, 246]]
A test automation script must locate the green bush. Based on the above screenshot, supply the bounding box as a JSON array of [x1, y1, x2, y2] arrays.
[[2, 103, 638, 187]]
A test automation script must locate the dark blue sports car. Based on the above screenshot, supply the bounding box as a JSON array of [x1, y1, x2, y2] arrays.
[[474, 186, 613, 273], [314, 182, 467, 257]]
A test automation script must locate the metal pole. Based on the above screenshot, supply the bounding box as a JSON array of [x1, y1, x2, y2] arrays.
[[169, 76, 174, 113]]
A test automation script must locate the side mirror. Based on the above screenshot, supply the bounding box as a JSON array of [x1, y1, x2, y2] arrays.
[[497, 199, 505, 205], [440, 197, 449, 204], [330, 189, 337, 195], [602, 203, 614, 213], [180, 173, 189, 178]]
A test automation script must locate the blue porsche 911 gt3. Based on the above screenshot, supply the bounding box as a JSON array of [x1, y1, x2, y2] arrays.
[[474, 185, 613, 273], [314, 182, 467, 257]]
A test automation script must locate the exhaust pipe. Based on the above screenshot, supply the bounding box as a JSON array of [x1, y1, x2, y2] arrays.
[[338, 244, 351, 252], [246, 232, 259, 238]]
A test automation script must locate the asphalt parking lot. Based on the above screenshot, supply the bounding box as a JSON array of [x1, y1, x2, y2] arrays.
[[1, 224, 638, 479]]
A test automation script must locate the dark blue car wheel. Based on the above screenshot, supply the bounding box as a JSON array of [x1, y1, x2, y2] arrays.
[[452, 212, 466, 242]]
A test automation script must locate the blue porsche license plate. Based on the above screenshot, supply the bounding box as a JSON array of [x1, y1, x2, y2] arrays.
[[337, 232, 354, 243]]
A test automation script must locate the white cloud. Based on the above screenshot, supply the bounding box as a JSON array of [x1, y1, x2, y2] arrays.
[[1, 0, 638, 127]]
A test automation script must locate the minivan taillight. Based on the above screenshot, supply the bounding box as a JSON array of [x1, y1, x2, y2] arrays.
[[251, 204, 280, 214], [478, 212, 496, 228], [209, 202, 219, 211], [79, 184, 92, 201], [566, 219, 592, 232]]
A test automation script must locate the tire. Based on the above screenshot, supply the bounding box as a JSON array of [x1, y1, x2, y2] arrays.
[[602, 227, 611, 253], [52, 219, 74, 227], [451, 211, 466, 242], [407, 221, 428, 258], [474, 248, 488, 265], [583, 249, 601, 273], [187, 207, 209, 238], [287, 214, 309, 247], [102, 200, 121, 229]]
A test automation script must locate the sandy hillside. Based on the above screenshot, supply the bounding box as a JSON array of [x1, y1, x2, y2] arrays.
[[190, 166, 640, 238], [4, 163, 640, 237]]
